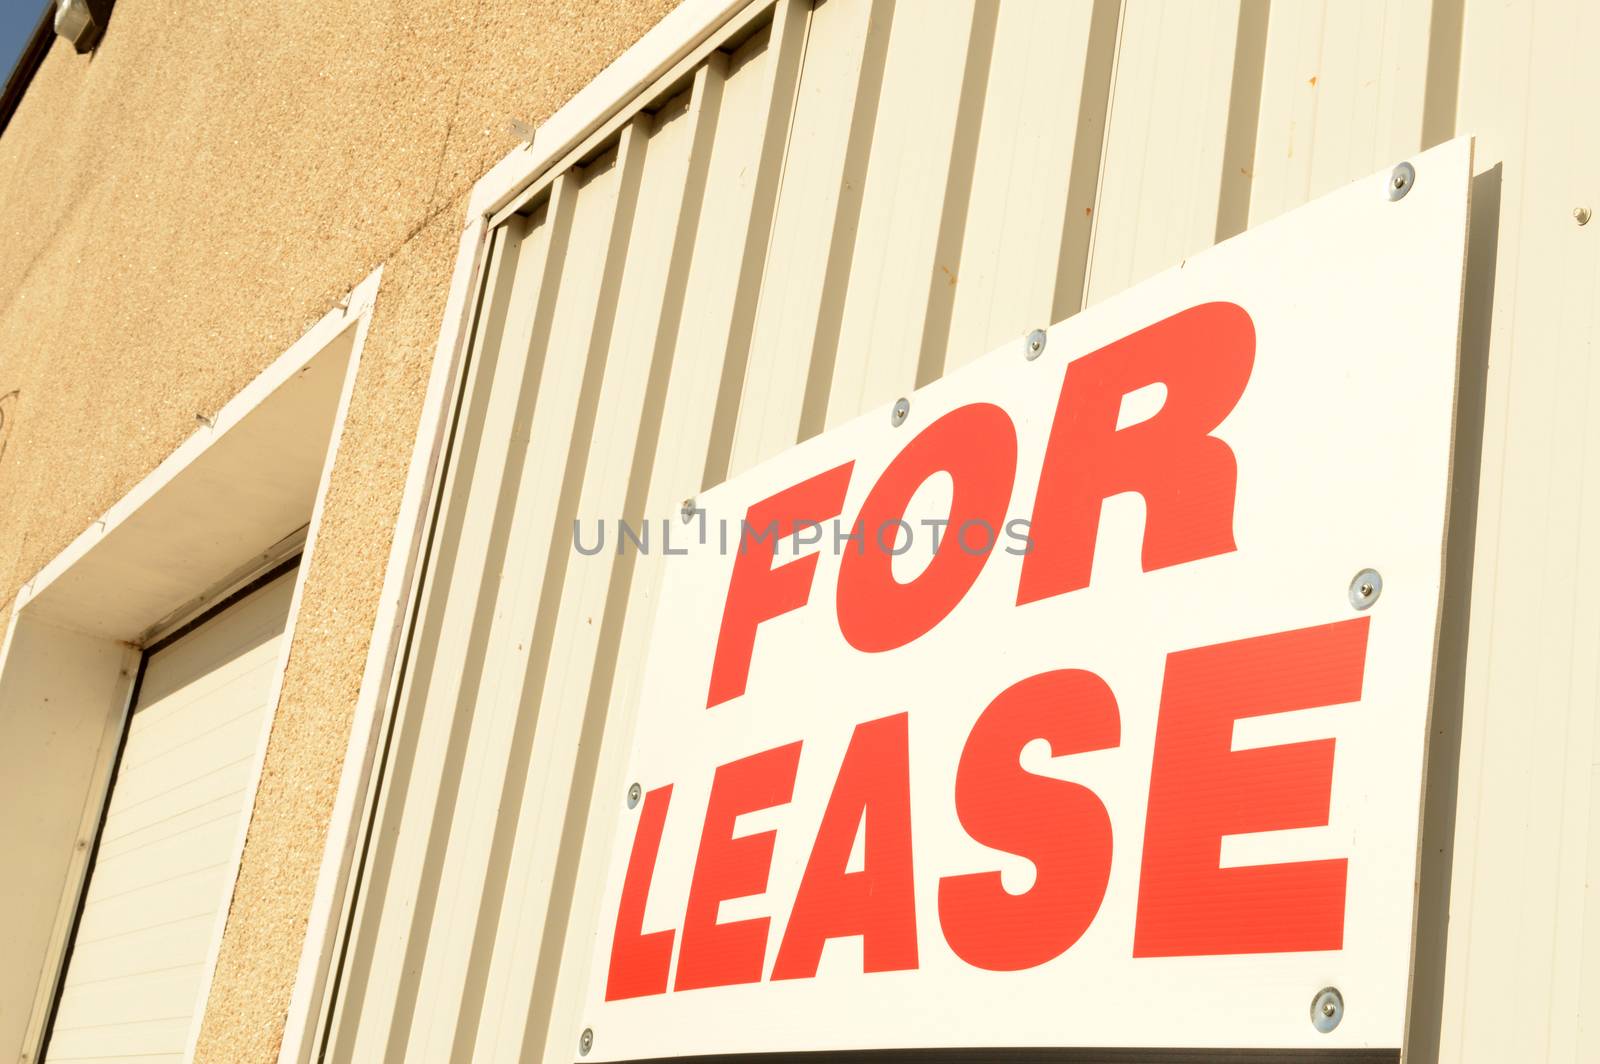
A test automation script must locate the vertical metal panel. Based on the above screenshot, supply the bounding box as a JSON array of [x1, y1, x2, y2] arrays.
[[938, 0, 1100, 374], [1248, 0, 1434, 227], [514, 63, 735, 1063], [1083, 0, 1243, 304], [823, 0, 993, 426], [461, 136, 645, 1064], [1434, 2, 1600, 1061], [700, 0, 813, 490], [731, 0, 874, 471], [320, 1, 1600, 1060], [462, 111, 668, 1064], [326, 215, 542, 1063], [402, 188, 572, 1063]]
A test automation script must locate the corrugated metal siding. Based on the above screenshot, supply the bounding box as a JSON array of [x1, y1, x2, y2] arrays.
[[317, 1, 1600, 1060]]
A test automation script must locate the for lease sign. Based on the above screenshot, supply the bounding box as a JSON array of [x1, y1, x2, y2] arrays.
[[582, 139, 1470, 1060]]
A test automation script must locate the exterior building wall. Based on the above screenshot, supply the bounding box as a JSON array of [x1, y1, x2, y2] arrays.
[[0, 3, 678, 1061], [6, 0, 1600, 1062]]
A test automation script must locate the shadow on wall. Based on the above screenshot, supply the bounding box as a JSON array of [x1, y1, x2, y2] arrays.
[[1406, 161, 1502, 1064]]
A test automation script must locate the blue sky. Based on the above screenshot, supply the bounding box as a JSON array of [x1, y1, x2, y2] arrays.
[[2, 2, 49, 88]]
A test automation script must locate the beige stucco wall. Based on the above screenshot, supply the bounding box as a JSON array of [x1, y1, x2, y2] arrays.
[[0, 2, 678, 1059]]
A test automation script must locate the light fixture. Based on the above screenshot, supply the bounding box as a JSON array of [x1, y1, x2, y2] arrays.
[[54, 0, 114, 55]]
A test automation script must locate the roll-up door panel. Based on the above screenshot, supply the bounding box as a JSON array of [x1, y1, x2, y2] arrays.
[[45, 569, 296, 1064]]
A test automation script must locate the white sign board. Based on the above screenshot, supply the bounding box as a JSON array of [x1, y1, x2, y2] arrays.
[[581, 138, 1470, 1060]]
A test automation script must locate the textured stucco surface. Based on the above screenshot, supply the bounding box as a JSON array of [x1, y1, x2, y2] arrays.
[[0, 1, 678, 1059]]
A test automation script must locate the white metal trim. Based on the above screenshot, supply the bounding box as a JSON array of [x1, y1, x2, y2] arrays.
[[13, 279, 376, 621], [3, 621, 141, 1063]]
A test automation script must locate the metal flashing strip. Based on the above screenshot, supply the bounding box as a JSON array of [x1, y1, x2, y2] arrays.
[[140, 554, 303, 657], [138, 526, 309, 648]]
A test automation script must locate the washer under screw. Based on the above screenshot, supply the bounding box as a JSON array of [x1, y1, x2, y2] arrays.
[[1311, 986, 1344, 1033], [579, 1027, 594, 1056], [1025, 328, 1047, 360], [627, 782, 642, 809], [1388, 161, 1415, 201], [891, 397, 910, 427], [1576, 206, 1592, 226], [1349, 568, 1382, 610], [680, 498, 695, 524]]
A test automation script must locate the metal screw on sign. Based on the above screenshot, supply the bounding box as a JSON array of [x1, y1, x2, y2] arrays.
[[1387, 161, 1415, 202], [891, 397, 910, 427], [1576, 206, 1592, 226], [579, 1028, 595, 1056], [627, 782, 642, 809], [1025, 328, 1047, 361], [1311, 987, 1344, 1033], [1349, 568, 1382, 610], [681, 498, 695, 524]]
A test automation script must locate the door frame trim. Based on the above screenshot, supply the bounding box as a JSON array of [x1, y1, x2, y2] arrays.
[[0, 266, 383, 1064]]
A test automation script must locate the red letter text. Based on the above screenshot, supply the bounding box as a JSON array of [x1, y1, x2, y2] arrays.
[[772, 713, 918, 980], [708, 463, 854, 707], [1019, 302, 1255, 605], [1134, 616, 1370, 957], [605, 785, 676, 1001], [837, 404, 1017, 652], [939, 669, 1119, 970], [676, 743, 802, 990]]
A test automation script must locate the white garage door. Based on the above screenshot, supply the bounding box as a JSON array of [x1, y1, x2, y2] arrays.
[[43, 566, 298, 1064]]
